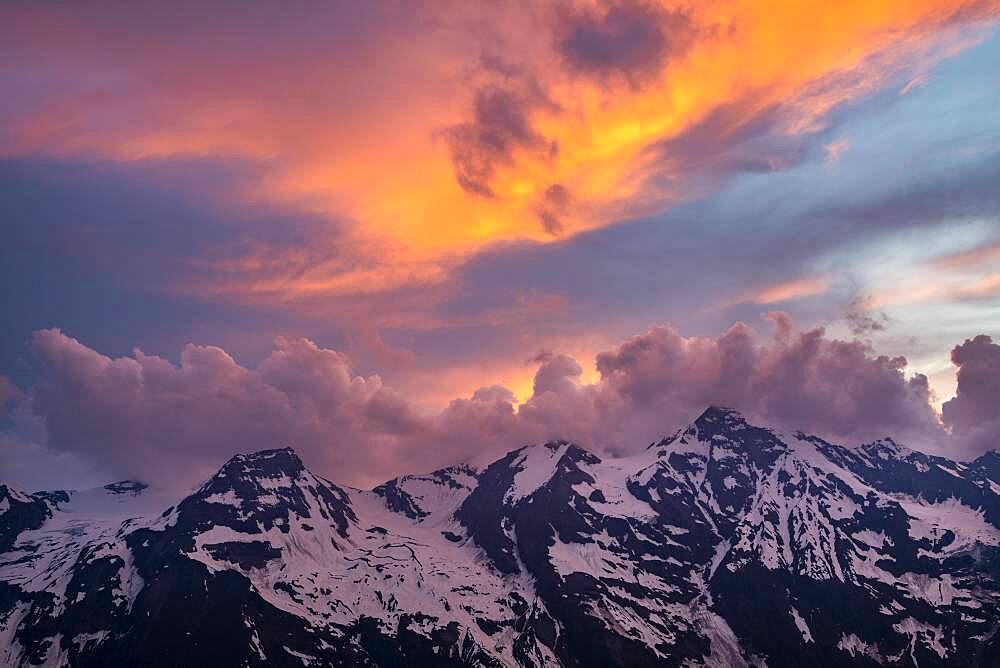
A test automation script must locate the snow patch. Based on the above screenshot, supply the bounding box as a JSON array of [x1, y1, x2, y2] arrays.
[[504, 442, 571, 504], [790, 607, 813, 643]]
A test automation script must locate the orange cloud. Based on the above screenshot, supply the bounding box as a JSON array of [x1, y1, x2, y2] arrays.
[[752, 276, 832, 304], [881, 273, 1000, 306], [864, 237, 1000, 309], [2, 0, 996, 305], [929, 241, 1000, 269], [709, 275, 832, 311]]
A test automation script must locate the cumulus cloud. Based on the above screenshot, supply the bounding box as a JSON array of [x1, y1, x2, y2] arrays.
[[590, 312, 941, 448], [27, 329, 426, 489], [6, 318, 994, 490], [555, 1, 698, 86], [942, 335, 1000, 454], [437, 313, 947, 458]]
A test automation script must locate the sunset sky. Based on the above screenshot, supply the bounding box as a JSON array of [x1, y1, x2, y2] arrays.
[[1, 1, 999, 490]]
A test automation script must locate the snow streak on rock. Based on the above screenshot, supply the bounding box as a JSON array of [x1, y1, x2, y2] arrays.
[[2, 409, 999, 666]]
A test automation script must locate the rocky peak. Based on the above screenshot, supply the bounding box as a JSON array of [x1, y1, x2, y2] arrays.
[[374, 463, 480, 521], [103, 480, 149, 496], [858, 437, 911, 461], [656, 406, 786, 476], [181, 446, 355, 538], [4, 411, 1000, 667], [216, 446, 305, 479], [0, 483, 52, 552], [693, 404, 748, 426], [0, 483, 36, 507], [970, 450, 1000, 486]]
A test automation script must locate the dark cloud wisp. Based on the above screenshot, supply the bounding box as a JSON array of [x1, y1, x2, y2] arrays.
[[441, 85, 557, 198], [555, 1, 698, 86]]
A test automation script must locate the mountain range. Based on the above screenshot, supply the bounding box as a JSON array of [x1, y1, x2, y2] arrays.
[[2, 407, 998, 666]]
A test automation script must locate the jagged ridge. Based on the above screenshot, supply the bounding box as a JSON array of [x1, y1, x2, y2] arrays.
[[2, 408, 999, 667]]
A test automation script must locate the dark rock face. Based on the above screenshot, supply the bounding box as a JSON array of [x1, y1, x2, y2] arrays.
[[203, 541, 282, 570], [2, 409, 999, 666], [971, 451, 1000, 482], [182, 447, 356, 538], [0, 485, 51, 553], [103, 481, 149, 496], [373, 476, 429, 520], [33, 490, 70, 506]]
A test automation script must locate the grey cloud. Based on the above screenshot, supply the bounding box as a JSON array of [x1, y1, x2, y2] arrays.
[[441, 86, 556, 198], [556, 1, 698, 86], [942, 335, 1000, 455]]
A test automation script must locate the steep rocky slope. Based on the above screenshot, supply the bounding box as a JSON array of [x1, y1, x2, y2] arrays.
[[2, 408, 998, 666]]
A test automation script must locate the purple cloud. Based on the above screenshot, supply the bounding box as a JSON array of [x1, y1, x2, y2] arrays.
[[555, 1, 698, 86], [28, 329, 425, 489], [8, 317, 987, 491], [535, 183, 572, 235], [0, 374, 22, 417], [942, 335, 1000, 455], [591, 312, 941, 448]]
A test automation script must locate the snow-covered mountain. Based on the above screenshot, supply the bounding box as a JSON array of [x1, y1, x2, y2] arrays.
[[2, 407, 998, 666]]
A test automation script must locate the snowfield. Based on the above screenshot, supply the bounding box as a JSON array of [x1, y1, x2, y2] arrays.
[[2, 407, 999, 667]]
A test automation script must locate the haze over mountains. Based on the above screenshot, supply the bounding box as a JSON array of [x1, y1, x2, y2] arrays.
[[2, 407, 999, 667]]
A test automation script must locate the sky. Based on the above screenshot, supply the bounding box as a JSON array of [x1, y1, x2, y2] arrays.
[[1, 1, 999, 491]]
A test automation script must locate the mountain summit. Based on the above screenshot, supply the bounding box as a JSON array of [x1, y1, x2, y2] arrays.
[[2, 408, 998, 666]]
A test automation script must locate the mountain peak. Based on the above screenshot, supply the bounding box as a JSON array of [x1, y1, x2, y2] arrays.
[[103, 480, 149, 496], [374, 462, 481, 521], [858, 437, 912, 462], [0, 483, 35, 506], [186, 445, 356, 538], [501, 440, 598, 505], [522, 438, 587, 456], [0, 484, 52, 552], [677, 405, 759, 444], [694, 405, 746, 424], [192, 446, 310, 514], [233, 445, 300, 461], [220, 446, 304, 477], [4, 419, 1000, 665]]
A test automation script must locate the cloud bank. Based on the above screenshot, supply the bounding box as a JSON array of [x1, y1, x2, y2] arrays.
[[4, 316, 990, 491], [942, 335, 1000, 456]]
